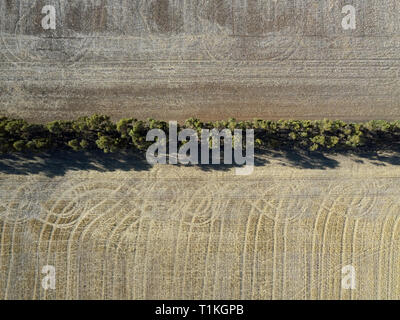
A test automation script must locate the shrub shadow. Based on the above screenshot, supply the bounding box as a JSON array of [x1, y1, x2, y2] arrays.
[[0, 150, 151, 177], [1, 149, 400, 177], [356, 152, 400, 166], [264, 149, 340, 170]]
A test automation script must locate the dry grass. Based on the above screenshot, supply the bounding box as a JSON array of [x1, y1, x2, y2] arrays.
[[0, 154, 399, 299]]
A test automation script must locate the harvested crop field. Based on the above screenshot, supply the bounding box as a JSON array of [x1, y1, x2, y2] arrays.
[[2, 0, 400, 122], [1, 153, 400, 299]]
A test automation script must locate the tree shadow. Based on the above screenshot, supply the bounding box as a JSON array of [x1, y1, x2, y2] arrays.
[[264, 149, 400, 170], [0, 150, 152, 177], [357, 152, 400, 166], [258, 149, 340, 170], [187, 152, 271, 172], [2, 149, 400, 177]]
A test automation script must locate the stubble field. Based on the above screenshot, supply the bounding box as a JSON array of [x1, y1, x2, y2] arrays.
[[2, 0, 400, 122], [1, 154, 400, 299]]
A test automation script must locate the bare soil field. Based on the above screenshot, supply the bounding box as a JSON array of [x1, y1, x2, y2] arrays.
[[1, 0, 400, 122], [1, 153, 400, 299]]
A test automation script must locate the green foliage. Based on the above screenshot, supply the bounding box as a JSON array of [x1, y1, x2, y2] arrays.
[[0, 116, 399, 155], [288, 132, 297, 140], [96, 135, 119, 153], [13, 140, 25, 152], [129, 120, 149, 150], [80, 139, 89, 149], [68, 139, 81, 151], [116, 118, 135, 138]]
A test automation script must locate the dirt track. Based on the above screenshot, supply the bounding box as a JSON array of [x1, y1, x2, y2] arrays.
[[1, 0, 400, 122], [1, 154, 400, 299]]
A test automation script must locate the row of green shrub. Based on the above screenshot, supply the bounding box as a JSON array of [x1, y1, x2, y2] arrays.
[[1, 114, 400, 154]]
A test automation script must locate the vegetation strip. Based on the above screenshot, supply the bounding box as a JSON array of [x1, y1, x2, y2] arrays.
[[1, 115, 399, 154]]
